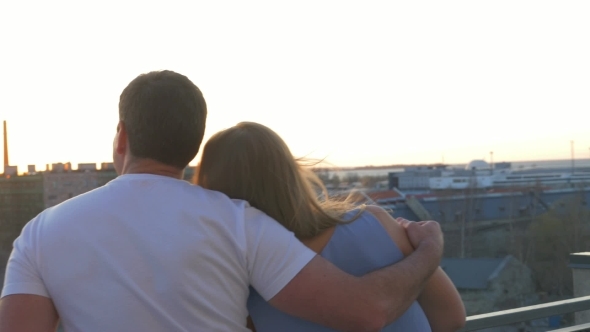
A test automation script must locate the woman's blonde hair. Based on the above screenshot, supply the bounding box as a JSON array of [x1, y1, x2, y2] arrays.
[[195, 122, 363, 239]]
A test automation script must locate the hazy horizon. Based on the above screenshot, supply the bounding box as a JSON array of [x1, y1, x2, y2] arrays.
[[5, 156, 590, 174]]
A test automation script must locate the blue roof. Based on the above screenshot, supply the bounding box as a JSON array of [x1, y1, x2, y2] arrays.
[[441, 256, 513, 290]]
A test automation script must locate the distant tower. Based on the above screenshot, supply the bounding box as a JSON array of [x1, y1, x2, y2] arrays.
[[3, 120, 8, 169]]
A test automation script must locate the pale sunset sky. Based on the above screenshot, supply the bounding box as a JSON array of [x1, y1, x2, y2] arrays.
[[1, 1, 589, 173]]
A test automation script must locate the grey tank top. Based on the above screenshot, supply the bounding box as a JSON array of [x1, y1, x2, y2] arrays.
[[247, 209, 432, 331]]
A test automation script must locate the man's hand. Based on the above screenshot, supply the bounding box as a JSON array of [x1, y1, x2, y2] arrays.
[[396, 218, 444, 261]]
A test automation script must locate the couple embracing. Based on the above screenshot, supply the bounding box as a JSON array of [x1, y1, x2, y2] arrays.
[[0, 70, 465, 332]]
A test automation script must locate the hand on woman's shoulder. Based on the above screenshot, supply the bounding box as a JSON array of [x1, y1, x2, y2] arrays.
[[363, 205, 415, 256]]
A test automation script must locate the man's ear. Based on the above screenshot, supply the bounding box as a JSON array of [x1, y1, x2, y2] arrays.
[[114, 121, 128, 155]]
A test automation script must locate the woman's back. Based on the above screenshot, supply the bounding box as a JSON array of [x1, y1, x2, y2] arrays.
[[247, 209, 432, 331]]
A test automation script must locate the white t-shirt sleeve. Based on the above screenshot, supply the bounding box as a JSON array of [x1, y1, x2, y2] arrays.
[[243, 207, 316, 301], [1, 216, 50, 298]]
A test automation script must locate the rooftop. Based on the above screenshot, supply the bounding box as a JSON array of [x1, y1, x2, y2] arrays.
[[441, 256, 513, 290]]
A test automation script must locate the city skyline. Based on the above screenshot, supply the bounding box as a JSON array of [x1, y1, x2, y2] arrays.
[[3, 122, 590, 175], [1, 1, 589, 173]]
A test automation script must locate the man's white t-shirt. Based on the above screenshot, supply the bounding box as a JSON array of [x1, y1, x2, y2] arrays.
[[2, 174, 316, 331]]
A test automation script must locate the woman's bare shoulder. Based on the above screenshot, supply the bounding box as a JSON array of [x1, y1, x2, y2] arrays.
[[363, 205, 414, 256]]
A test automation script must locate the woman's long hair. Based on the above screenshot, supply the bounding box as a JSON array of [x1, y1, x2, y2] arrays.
[[195, 122, 363, 239]]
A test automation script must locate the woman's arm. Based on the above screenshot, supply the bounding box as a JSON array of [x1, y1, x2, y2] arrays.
[[416, 267, 466, 332], [365, 205, 466, 332]]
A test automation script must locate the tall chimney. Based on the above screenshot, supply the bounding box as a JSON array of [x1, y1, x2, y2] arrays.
[[3, 120, 8, 168]]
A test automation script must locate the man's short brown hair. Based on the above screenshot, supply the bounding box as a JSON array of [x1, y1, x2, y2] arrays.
[[119, 70, 207, 169]]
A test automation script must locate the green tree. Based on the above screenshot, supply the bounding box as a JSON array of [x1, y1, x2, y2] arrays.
[[527, 194, 590, 296], [331, 174, 341, 188], [314, 169, 331, 185], [343, 173, 359, 183]]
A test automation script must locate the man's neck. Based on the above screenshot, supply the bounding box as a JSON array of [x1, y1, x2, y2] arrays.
[[120, 158, 185, 179]]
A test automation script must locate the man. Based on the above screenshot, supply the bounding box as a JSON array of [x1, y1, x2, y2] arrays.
[[0, 70, 444, 332]]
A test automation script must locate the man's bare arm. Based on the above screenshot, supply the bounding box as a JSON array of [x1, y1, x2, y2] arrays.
[[0, 294, 59, 332], [269, 221, 443, 332]]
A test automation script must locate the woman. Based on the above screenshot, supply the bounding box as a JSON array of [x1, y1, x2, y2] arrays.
[[195, 122, 466, 332]]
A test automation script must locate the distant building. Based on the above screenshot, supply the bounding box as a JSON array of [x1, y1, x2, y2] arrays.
[[44, 170, 115, 207], [0, 173, 45, 262], [51, 162, 71, 172], [495, 162, 512, 170], [0, 173, 45, 225], [3, 165, 17, 176], [78, 163, 97, 171], [441, 255, 536, 315], [388, 165, 446, 191], [101, 162, 115, 170]]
